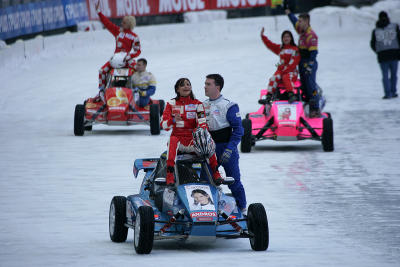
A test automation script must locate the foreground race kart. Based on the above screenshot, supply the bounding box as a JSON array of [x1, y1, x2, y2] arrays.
[[74, 68, 164, 136], [241, 83, 334, 152], [108, 154, 269, 254]]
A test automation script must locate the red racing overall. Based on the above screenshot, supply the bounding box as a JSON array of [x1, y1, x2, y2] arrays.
[[97, 12, 141, 89], [262, 35, 300, 93], [161, 96, 221, 185]]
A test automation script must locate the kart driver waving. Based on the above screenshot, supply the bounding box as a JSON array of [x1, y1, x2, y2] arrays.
[[161, 78, 223, 186], [95, 0, 141, 101], [203, 74, 247, 214], [260, 28, 300, 103]]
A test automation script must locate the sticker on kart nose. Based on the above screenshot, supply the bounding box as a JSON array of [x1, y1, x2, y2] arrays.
[[277, 104, 297, 121], [185, 185, 215, 211], [108, 88, 129, 106]]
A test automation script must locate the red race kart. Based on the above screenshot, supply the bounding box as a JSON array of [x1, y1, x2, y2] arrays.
[[74, 68, 164, 136]]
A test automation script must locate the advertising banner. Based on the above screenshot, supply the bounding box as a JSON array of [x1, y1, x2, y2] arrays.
[[1, 0, 89, 40], [86, 0, 269, 19]]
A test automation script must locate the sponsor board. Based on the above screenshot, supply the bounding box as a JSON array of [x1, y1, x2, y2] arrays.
[[1, 0, 88, 40], [191, 211, 217, 218], [185, 185, 215, 211], [86, 0, 268, 19]]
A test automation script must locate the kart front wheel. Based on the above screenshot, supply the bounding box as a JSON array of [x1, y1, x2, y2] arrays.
[[74, 104, 85, 136], [150, 104, 160, 135], [134, 206, 154, 254], [247, 203, 269, 251], [109, 196, 128, 242], [322, 116, 334, 152], [158, 100, 165, 116], [241, 119, 252, 153]]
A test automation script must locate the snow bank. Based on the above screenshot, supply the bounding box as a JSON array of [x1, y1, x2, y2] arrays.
[[309, 0, 400, 32], [184, 10, 227, 23]]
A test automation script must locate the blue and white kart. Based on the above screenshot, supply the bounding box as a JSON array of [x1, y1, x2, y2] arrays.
[[108, 153, 269, 254]]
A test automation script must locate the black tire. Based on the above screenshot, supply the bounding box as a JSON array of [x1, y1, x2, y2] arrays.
[[150, 104, 160, 135], [134, 206, 154, 254], [322, 117, 334, 152], [74, 104, 85, 136], [241, 119, 252, 153], [84, 125, 92, 131], [109, 196, 128, 243], [247, 203, 269, 251], [158, 100, 165, 117]]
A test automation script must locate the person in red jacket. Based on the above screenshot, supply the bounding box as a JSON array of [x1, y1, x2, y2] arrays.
[[260, 28, 300, 103], [161, 78, 223, 186], [95, 1, 141, 100]]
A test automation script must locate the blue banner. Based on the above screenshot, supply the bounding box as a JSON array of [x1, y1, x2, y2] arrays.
[[0, 0, 89, 41], [62, 0, 89, 26]]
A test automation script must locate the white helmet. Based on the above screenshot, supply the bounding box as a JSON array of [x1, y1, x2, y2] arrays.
[[192, 127, 215, 158], [109, 52, 127, 68]]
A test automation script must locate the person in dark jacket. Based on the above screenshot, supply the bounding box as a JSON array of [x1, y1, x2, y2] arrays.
[[370, 11, 400, 99]]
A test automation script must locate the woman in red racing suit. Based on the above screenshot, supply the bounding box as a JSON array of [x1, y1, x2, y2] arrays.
[[95, 1, 141, 91], [261, 28, 300, 102], [161, 78, 222, 185]]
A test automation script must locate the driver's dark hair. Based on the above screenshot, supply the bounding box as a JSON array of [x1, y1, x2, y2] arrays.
[[206, 74, 224, 92], [174, 78, 195, 100], [137, 58, 147, 65], [299, 13, 310, 22], [281, 30, 296, 48]]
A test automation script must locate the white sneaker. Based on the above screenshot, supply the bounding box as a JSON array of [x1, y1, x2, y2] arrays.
[[241, 208, 247, 216]]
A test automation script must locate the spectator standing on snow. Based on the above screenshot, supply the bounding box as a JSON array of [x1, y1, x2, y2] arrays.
[[370, 11, 400, 99]]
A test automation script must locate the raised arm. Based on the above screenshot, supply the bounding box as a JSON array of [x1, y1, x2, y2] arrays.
[[260, 27, 281, 55], [98, 12, 120, 37]]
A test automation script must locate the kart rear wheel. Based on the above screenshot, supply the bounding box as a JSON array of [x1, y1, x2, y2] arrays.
[[74, 104, 85, 136], [158, 100, 165, 117], [134, 206, 154, 254], [109, 196, 128, 243], [241, 119, 252, 153], [247, 203, 269, 251], [322, 117, 334, 152], [150, 104, 160, 135]]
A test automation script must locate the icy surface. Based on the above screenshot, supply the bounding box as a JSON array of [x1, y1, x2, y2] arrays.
[[1, 1, 400, 266]]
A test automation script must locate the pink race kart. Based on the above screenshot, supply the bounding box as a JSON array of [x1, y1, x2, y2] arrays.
[[241, 82, 334, 152]]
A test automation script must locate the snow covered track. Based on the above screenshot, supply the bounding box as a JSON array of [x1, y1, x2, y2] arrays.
[[1, 1, 400, 266]]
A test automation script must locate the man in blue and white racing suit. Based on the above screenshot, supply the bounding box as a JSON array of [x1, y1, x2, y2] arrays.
[[203, 74, 247, 214]]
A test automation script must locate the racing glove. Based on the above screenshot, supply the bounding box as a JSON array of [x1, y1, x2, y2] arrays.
[[219, 149, 233, 165], [139, 90, 147, 97], [304, 61, 314, 75]]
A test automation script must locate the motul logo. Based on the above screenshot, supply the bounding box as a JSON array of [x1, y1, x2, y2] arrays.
[[117, 0, 151, 16], [159, 0, 206, 13], [217, 0, 266, 8]]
